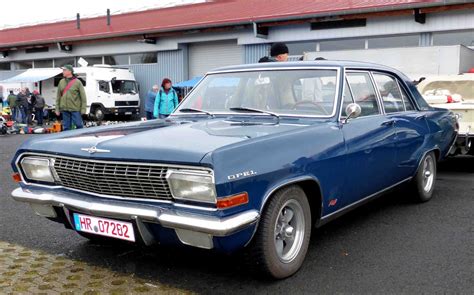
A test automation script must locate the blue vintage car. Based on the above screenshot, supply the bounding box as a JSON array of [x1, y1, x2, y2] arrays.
[[11, 61, 457, 279]]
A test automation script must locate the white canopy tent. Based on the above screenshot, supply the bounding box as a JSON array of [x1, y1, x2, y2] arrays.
[[1, 68, 62, 83]]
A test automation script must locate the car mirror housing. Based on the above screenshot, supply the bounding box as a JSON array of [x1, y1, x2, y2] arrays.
[[344, 103, 362, 123]]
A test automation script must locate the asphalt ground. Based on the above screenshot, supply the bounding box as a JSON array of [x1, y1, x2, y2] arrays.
[[0, 134, 473, 294]]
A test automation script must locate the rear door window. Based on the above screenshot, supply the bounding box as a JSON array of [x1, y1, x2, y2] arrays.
[[372, 73, 404, 113], [346, 72, 380, 117], [399, 83, 415, 111]]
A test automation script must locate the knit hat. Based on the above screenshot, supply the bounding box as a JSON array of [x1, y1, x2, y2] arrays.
[[61, 64, 74, 73], [270, 42, 289, 57], [161, 78, 172, 87]]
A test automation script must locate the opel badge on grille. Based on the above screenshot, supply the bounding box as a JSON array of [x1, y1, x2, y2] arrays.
[[81, 146, 110, 154]]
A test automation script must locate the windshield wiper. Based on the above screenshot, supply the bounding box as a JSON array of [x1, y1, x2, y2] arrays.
[[229, 107, 280, 124], [178, 108, 215, 117]]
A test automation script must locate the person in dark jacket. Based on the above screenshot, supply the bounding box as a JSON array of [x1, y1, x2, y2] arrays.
[[26, 90, 36, 125], [32, 90, 46, 126], [145, 85, 159, 120], [15, 88, 29, 124], [258, 42, 289, 63], [154, 78, 178, 119]]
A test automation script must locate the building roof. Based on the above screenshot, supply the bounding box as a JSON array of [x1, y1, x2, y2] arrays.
[[0, 0, 457, 49]]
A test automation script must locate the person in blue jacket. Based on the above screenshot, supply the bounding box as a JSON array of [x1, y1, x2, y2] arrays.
[[145, 85, 159, 120], [154, 78, 179, 119]]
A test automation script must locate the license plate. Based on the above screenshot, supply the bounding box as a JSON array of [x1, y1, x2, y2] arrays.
[[73, 213, 135, 242], [125, 112, 132, 115]]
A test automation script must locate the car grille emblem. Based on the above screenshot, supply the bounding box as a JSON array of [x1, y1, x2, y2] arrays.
[[81, 146, 111, 154]]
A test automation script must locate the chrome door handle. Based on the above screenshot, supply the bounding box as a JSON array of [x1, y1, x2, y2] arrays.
[[381, 120, 396, 126], [415, 114, 426, 120]]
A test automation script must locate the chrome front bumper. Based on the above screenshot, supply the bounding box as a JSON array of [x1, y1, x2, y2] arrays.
[[11, 187, 259, 249]]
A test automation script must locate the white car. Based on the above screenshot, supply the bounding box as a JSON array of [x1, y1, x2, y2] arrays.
[[417, 74, 474, 155]]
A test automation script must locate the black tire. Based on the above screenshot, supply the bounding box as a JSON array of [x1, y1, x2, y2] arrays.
[[246, 185, 311, 279], [410, 151, 437, 202], [93, 106, 105, 121]]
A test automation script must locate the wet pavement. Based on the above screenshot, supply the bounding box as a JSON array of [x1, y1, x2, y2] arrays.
[[0, 134, 473, 294]]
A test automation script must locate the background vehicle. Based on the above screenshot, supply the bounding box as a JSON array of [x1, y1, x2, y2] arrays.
[[11, 61, 457, 279], [417, 73, 474, 155], [1, 65, 140, 121]]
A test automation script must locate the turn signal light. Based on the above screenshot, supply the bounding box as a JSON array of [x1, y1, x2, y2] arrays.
[[217, 192, 249, 209], [12, 173, 22, 183]]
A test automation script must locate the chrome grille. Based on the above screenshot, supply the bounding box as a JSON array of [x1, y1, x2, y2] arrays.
[[53, 157, 172, 200]]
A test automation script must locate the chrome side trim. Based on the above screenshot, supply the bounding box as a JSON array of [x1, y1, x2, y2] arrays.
[[11, 188, 259, 237], [318, 177, 412, 226]]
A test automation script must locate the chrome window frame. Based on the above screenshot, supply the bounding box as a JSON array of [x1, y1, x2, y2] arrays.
[[172, 66, 342, 119], [339, 69, 384, 121], [371, 71, 410, 114]]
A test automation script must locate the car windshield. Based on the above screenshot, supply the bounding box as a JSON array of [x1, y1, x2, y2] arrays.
[[111, 80, 137, 94], [176, 69, 339, 117]]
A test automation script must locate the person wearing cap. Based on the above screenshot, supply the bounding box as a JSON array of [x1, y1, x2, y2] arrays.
[[32, 90, 46, 126], [154, 78, 178, 119], [55, 65, 87, 130], [145, 85, 159, 120], [258, 42, 289, 63]]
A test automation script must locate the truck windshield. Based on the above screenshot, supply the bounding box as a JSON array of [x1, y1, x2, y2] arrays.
[[420, 80, 474, 100], [111, 80, 137, 94], [175, 69, 339, 117]]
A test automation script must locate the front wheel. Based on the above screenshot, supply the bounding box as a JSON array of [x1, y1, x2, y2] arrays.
[[410, 151, 437, 202], [93, 106, 105, 121], [247, 185, 311, 279]]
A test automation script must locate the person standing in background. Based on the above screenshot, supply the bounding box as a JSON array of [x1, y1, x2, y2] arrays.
[[55, 65, 87, 131], [154, 78, 178, 119], [145, 85, 159, 120], [7, 91, 17, 120], [32, 90, 45, 126], [258, 42, 289, 63], [15, 88, 28, 124], [26, 90, 36, 125]]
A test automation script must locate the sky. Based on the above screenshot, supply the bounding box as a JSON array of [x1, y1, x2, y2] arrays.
[[1, 0, 203, 29]]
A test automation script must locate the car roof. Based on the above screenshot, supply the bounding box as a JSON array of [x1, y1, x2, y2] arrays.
[[209, 60, 409, 80]]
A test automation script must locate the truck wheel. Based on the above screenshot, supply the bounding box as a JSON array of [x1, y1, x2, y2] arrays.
[[247, 185, 311, 279], [410, 151, 437, 202], [93, 106, 105, 121]]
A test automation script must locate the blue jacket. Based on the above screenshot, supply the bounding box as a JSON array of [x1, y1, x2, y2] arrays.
[[154, 88, 178, 116], [145, 90, 157, 113]]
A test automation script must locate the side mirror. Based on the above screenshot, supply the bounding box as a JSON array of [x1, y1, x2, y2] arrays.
[[344, 103, 362, 123]]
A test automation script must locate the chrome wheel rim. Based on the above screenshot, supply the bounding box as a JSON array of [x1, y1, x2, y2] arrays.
[[274, 199, 305, 263], [422, 156, 435, 193]]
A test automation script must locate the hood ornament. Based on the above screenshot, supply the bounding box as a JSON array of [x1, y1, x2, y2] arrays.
[[81, 146, 110, 154]]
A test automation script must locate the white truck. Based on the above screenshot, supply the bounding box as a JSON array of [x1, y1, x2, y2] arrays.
[[417, 73, 474, 155], [1, 65, 141, 121]]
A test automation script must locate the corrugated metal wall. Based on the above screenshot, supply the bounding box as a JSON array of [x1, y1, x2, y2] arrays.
[[127, 49, 187, 115], [156, 49, 187, 83], [244, 44, 270, 64]]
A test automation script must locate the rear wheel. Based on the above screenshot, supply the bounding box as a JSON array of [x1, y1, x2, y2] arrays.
[[411, 151, 437, 202], [247, 185, 311, 279]]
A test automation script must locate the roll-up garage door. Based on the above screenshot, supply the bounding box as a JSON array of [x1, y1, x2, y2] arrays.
[[188, 40, 243, 78]]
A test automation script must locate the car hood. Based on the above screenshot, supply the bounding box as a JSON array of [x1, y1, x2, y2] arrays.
[[19, 118, 309, 164]]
